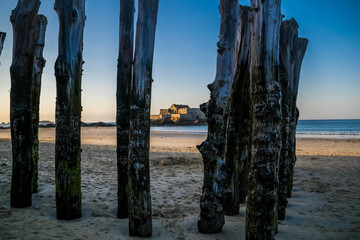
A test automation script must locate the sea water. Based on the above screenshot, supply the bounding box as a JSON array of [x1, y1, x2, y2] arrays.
[[296, 119, 360, 138], [149, 119, 360, 138], [1, 120, 359, 138]]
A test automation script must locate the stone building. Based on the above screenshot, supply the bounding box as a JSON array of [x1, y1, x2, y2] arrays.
[[151, 104, 206, 123]]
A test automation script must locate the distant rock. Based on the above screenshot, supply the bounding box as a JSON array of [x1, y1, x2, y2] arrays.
[[81, 122, 115, 127]]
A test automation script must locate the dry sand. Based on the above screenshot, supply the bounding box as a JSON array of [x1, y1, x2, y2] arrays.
[[0, 127, 359, 239]]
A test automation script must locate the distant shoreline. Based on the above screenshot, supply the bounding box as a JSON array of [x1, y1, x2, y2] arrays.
[[0, 121, 208, 129]]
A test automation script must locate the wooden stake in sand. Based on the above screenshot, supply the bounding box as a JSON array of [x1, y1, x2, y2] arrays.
[[128, 0, 159, 236], [246, 0, 282, 239], [54, 0, 86, 220], [197, 0, 240, 233], [10, 0, 40, 208], [281, 21, 309, 200], [31, 14, 47, 194], [278, 18, 308, 220], [223, 5, 252, 216], [116, 0, 135, 219]]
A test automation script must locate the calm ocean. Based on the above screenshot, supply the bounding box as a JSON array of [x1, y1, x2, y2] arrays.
[[150, 119, 360, 138], [1, 120, 359, 138]]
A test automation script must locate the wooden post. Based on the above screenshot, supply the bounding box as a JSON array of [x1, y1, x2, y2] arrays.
[[278, 18, 308, 219], [31, 14, 47, 194], [0, 32, 5, 59], [284, 22, 308, 198], [128, 0, 159, 236], [223, 5, 251, 216], [54, 0, 86, 220], [116, 0, 134, 219], [10, 0, 40, 208], [197, 0, 239, 233], [246, 0, 282, 239]]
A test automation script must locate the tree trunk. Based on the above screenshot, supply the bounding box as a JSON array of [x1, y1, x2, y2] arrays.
[[223, 5, 251, 216], [246, 0, 282, 239], [10, 0, 40, 208], [116, 0, 134, 220], [0, 32, 5, 59], [127, 0, 159, 236], [54, 0, 86, 220], [31, 14, 47, 194], [278, 18, 308, 219], [197, 0, 239, 233]]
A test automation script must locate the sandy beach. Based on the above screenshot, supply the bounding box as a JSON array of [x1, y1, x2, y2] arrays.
[[0, 127, 359, 239]]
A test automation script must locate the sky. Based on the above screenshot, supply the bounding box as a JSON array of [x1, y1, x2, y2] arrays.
[[0, 0, 359, 122]]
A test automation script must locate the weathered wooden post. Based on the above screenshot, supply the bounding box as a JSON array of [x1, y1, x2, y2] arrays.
[[116, 0, 134, 219], [0, 32, 5, 58], [128, 0, 159, 236], [278, 18, 308, 219], [54, 0, 86, 220], [223, 5, 251, 215], [246, 0, 282, 239], [10, 0, 40, 208], [197, 0, 239, 233], [31, 14, 47, 194]]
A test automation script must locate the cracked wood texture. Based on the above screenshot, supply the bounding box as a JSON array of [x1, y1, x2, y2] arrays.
[[54, 0, 86, 220], [246, 0, 282, 239], [223, 5, 251, 216], [0, 32, 5, 59], [128, 0, 159, 237], [116, 0, 134, 220], [10, 0, 40, 208], [197, 0, 239, 233], [278, 18, 308, 219], [280, 21, 308, 200], [31, 14, 47, 194]]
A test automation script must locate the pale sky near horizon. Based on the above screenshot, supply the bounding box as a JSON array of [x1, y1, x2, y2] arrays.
[[0, 0, 359, 123]]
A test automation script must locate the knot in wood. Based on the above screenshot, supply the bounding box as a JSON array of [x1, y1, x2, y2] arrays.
[[217, 41, 226, 55], [70, 9, 78, 23]]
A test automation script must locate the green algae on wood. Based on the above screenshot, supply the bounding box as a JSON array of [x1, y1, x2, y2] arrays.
[[54, 0, 86, 220]]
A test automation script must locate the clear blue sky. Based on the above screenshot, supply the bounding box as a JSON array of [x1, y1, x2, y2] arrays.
[[0, 0, 359, 122]]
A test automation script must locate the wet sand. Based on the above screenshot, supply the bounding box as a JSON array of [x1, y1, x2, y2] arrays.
[[0, 127, 359, 239]]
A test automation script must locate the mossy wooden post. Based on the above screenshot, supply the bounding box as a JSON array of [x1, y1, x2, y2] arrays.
[[10, 0, 40, 208], [278, 18, 307, 219], [54, 0, 86, 220], [246, 0, 282, 239], [116, 0, 134, 219], [196, 0, 239, 233], [223, 5, 251, 216], [31, 14, 47, 194], [128, 0, 159, 236], [0, 32, 5, 58]]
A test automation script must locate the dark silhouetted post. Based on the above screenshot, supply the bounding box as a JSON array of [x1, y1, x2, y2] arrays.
[[223, 5, 251, 215], [197, 0, 239, 233], [54, 0, 86, 220], [116, 0, 135, 219], [128, 0, 159, 236], [10, 0, 40, 208], [31, 14, 47, 193]]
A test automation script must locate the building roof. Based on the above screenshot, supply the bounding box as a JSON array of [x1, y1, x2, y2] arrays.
[[171, 104, 190, 109]]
